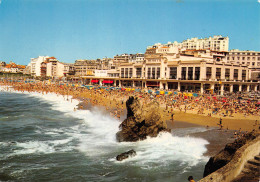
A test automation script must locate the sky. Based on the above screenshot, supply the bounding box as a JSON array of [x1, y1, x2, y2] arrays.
[[0, 0, 259, 65]]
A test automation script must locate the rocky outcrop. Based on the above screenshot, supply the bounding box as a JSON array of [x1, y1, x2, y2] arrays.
[[203, 131, 259, 178], [116, 96, 169, 142], [116, 149, 137, 161]]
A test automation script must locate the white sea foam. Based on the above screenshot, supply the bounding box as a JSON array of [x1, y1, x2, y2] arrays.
[[14, 141, 55, 155], [1, 87, 209, 168]]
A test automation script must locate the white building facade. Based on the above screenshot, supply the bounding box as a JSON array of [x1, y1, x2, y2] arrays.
[[30, 56, 49, 77]]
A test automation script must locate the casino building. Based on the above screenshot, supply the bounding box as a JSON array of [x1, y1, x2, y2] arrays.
[[80, 36, 260, 95]]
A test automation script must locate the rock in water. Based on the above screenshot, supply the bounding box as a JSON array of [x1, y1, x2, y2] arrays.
[[116, 96, 169, 142], [116, 149, 137, 161]]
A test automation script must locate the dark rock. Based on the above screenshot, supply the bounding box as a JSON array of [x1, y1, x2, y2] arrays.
[[116, 149, 137, 161], [203, 131, 259, 177], [116, 96, 169, 142]]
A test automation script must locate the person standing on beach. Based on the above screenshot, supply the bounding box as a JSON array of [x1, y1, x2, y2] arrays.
[[218, 118, 223, 130], [171, 113, 174, 124]]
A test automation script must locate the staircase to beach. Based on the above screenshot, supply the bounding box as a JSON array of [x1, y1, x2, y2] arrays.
[[232, 154, 260, 182]]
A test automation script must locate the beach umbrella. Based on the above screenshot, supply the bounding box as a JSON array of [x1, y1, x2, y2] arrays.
[[188, 93, 193, 97], [165, 91, 168, 95], [148, 90, 153, 93], [174, 91, 177, 95], [155, 91, 160, 95], [193, 93, 198, 97], [160, 91, 164, 95]]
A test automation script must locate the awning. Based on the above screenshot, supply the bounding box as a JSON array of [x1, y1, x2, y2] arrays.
[[103, 80, 113, 84], [91, 79, 99, 83], [146, 81, 159, 86]]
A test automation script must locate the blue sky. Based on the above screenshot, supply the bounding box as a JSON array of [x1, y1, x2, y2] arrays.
[[0, 0, 259, 65]]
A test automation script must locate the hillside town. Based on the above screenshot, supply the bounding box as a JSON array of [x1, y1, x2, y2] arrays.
[[1, 35, 260, 95]]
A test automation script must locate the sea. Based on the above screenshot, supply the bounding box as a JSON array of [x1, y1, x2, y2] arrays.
[[0, 86, 209, 182]]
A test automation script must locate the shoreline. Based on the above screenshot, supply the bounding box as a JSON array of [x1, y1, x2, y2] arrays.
[[1, 82, 259, 133]]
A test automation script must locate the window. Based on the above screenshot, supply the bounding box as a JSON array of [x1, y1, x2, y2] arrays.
[[237, 57, 240, 60], [169, 67, 177, 79], [253, 57, 255, 60], [156, 67, 160, 79], [125, 68, 128, 78], [216, 68, 221, 79], [152, 67, 156, 79], [227, 57, 229, 60], [242, 57, 245, 60], [188, 67, 193, 80], [136, 68, 142, 78], [181, 67, 186, 80], [234, 69, 238, 80], [242, 70, 246, 80], [121, 68, 124, 78], [195, 67, 200, 80], [206, 67, 212, 79], [247, 57, 250, 60], [225, 68, 230, 80], [147, 67, 151, 79], [252, 62, 255, 66]]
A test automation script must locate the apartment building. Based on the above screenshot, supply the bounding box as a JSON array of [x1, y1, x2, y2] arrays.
[[74, 60, 97, 76], [181, 35, 229, 52], [30, 56, 50, 77], [225, 49, 260, 67], [113, 54, 130, 68]]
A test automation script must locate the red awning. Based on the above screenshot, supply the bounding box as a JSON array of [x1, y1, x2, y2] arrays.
[[91, 80, 99, 83], [146, 81, 159, 86], [103, 80, 113, 84]]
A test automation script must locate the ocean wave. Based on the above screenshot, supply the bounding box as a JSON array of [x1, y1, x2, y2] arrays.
[[1, 87, 209, 169]]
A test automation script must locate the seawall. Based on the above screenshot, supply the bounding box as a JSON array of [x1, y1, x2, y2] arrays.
[[199, 135, 260, 182]]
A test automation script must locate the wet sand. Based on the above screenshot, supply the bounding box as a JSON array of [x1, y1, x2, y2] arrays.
[[167, 120, 236, 157]]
